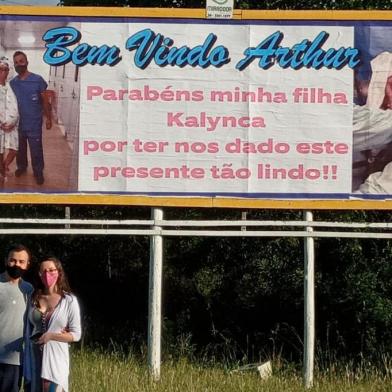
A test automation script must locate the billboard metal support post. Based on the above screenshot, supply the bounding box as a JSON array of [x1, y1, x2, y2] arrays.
[[65, 206, 70, 229], [303, 210, 315, 389], [148, 207, 163, 381]]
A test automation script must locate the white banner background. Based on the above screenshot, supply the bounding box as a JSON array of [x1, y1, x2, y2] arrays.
[[79, 23, 353, 195]]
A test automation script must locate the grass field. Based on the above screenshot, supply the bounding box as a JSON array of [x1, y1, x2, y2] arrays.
[[70, 348, 392, 392]]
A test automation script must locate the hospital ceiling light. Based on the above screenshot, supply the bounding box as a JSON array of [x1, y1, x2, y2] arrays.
[[18, 35, 35, 44]]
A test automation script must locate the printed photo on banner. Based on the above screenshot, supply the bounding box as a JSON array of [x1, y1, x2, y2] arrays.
[[0, 20, 80, 193], [352, 25, 392, 194]]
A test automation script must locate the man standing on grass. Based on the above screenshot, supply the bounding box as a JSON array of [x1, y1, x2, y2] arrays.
[[10, 51, 52, 185], [0, 244, 33, 392]]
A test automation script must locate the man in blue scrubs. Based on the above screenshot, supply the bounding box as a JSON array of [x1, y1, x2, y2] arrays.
[[10, 51, 51, 185]]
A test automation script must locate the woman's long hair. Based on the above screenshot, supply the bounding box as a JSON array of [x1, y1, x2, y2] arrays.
[[32, 256, 72, 306]]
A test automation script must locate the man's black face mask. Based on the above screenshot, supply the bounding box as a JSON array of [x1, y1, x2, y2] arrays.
[[6, 265, 26, 279], [15, 65, 27, 75]]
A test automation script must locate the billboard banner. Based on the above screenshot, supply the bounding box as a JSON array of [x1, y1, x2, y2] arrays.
[[1, 8, 392, 208]]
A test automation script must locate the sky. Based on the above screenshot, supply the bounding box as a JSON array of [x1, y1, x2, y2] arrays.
[[0, 0, 59, 5]]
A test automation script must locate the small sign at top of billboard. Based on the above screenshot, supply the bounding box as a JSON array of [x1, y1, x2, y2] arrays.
[[206, 0, 234, 19]]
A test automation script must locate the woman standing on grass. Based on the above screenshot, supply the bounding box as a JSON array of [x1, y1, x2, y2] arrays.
[[24, 257, 81, 392]]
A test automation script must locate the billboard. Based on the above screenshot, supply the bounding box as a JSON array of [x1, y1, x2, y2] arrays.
[[1, 7, 392, 209]]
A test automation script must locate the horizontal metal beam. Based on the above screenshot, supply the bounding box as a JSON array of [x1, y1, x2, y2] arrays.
[[0, 218, 391, 230], [0, 228, 390, 238], [0, 218, 154, 225]]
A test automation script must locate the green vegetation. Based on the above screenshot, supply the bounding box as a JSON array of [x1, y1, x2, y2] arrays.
[[59, 0, 392, 10], [2, 205, 391, 367], [70, 348, 392, 392]]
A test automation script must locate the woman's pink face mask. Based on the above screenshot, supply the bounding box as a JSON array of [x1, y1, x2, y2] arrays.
[[41, 270, 59, 288]]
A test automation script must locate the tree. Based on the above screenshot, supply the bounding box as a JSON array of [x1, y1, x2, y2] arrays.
[[59, 0, 392, 9]]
